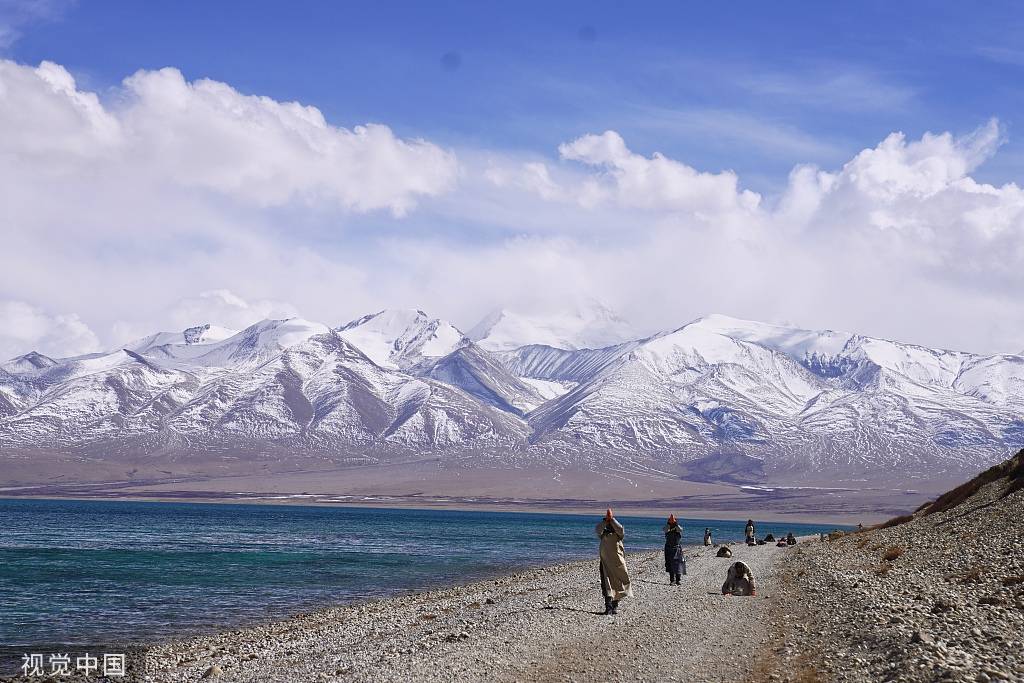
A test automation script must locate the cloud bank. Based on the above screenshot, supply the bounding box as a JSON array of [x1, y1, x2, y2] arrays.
[[0, 300, 100, 360], [1, 58, 1022, 358], [1, 60, 457, 214]]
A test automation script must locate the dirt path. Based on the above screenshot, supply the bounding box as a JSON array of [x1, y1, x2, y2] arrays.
[[145, 541, 796, 682]]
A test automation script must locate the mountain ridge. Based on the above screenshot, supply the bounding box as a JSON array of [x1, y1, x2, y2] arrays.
[[2, 310, 1022, 490]]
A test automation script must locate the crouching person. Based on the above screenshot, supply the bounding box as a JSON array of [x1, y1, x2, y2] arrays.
[[722, 561, 757, 596], [596, 508, 632, 615]]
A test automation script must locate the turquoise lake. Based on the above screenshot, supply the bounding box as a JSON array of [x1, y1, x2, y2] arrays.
[[0, 498, 844, 653]]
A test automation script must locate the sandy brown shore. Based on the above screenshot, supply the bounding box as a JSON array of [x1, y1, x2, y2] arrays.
[[136, 541, 796, 683], [1, 456, 931, 525], [0, 492, 870, 526]]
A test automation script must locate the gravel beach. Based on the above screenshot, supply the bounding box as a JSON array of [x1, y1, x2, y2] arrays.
[[19, 452, 1019, 682], [141, 540, 795, 682], [762, 452, 1024, 683]]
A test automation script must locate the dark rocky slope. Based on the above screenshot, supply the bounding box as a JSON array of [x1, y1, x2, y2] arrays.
[[762, 449, 1024, 682]]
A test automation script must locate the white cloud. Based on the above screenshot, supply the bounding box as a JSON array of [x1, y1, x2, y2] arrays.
[[0, 60, 458, 215], [0, 300, 100, 360], [2, 55, 1023, 356], [554, 130, 762, 215], [484, 131, 763, 231], [166, 289, 300, 331], [781, 119, 1024, 285], [462, 120, 1024, 352], [108, 289, 301, 347], [0, 59, 119, 161]]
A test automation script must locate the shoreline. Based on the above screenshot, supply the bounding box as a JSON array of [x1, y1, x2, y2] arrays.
[[0, 493, 872, 526], [136, 541, 795, 682]]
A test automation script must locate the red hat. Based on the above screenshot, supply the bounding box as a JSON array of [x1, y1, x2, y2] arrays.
[[668, 514, 677, 525]]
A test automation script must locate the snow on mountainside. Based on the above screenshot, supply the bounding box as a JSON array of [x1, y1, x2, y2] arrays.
[[954, 355, 1024, 408], [690, 314, 973, 389], [0, 351, 58, 374], [336, 309, 467, 370], [691, 313, 853, 360], [468, 301, 634, 351], [163, 318, 330, 368], [2, 311, 1023, 487], [494, 342, 642, 384], [124, 324, 238, 354], [523, 315, 1024, 482], [0, 322, 526, 454], [425, 343, 546, 415]]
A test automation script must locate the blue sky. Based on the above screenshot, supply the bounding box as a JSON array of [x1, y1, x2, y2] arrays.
[[2, 1, 1024, 356], [10, 1, 1024, 191]]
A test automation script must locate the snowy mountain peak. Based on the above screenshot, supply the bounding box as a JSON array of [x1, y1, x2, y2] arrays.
[[684, 314, 854, 360], [2, 307, 1022, 491], [181, 317, 331, 368], [336, 309, 467, 369], [681, 314, 976, 387], [0, 350, 59, 374], [182, 323, 236, 345], [468, 302, 635, 352], [230, 317, 329, 350], [124, 323, 239, 355], [338, 309, 431, 334]]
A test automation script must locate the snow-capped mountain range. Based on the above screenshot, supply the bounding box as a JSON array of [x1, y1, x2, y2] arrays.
[[468, 301, 634, 352], [2, 308, 1022, 487]]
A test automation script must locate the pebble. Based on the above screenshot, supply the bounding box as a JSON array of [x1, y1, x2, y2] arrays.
[[757, 478, 1024, 683], [911, 631, 933, 645], [141, 543, 790, 682]]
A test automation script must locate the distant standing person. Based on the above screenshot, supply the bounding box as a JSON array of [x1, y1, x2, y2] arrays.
[[745, 519, 756, 546], [704, 527, 713, 546], [595, 508, 631, 615], [663, 515, 684, 585]]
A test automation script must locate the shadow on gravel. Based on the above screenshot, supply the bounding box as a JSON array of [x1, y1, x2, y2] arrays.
[[543, 606, 607, 616], [935, 500, 998, 526]]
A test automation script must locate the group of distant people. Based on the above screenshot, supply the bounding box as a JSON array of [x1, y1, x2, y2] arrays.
[[744, 519, 797, 547], [595, 510, 799, 615]]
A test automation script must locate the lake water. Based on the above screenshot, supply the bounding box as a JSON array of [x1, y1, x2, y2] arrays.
[[0, 498, 843, 653]]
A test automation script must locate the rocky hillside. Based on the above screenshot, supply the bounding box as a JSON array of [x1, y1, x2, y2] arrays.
[[764, 449, 1024, 682]]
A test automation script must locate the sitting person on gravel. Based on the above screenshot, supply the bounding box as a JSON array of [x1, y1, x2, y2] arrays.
[[721, 561, 757, 596], [663, 515, 685, 585], [786, 532, 797, 546], [596, 508, 632, 615], [704, 527, 713, 546], [763, 533, 775, 543], [745, 519, 756, 545], [716, 545, 732, 558]]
